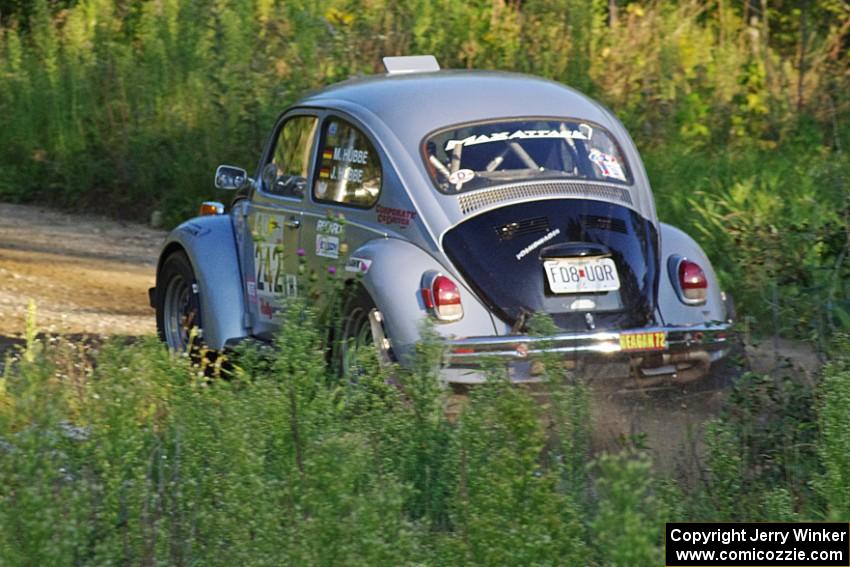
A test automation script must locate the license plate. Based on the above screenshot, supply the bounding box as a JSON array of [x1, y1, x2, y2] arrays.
[[543, 257, 620, 294], [620, 331, 667, 352]]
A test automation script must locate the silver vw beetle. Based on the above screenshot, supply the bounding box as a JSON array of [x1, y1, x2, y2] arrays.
[[151, 55, 734, 383]]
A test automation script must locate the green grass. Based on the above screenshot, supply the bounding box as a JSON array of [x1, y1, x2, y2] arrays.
[[2, 301, 849, 565]]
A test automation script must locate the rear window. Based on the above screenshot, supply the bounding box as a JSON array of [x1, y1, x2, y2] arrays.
[[423, 119, 631, 194]]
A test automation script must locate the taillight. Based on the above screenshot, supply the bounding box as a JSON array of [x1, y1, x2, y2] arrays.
[[421, 272, 464, 322], [670, 256, 708, 304]]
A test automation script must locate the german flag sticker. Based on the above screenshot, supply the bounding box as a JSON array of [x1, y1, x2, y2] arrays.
[[619, 331, 667, 352], [319, 167, 331, 179], [322, 147, 334, 160]]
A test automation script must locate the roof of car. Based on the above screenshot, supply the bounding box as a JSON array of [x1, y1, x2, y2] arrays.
[[297, 70, 614, 142]]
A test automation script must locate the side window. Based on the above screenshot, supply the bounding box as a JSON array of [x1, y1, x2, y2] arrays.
[[262, 115, 319, 198], [313, 118, 381, 208]]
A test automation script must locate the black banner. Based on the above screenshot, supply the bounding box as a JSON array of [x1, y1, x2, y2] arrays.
[[666, 523, 850, 566]]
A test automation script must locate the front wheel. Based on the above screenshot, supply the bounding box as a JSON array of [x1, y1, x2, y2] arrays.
[[155, 251, 203, 353]]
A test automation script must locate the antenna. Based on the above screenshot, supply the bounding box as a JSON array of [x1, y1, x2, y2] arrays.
[[382, 55, 440, 75]]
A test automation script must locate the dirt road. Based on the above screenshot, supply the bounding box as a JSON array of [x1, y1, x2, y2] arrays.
[[0, 202, 163, 338]]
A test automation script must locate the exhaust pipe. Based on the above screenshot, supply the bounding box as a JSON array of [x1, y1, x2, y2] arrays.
[[631, 350, 711, 384]]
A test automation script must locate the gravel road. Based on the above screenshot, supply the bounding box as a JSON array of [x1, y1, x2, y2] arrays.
[[0, 202, 163, 338]]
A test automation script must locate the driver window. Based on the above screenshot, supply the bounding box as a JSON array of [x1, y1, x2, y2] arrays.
[[262, 115, 319, 198]]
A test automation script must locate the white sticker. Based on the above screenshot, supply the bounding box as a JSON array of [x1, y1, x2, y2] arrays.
[[445, 128, 587, 151], [316, 234, 340, 259], [345, 256, 372, 274], [317, 219, 343, 235], [515, 228, 561, 261], [588, 149, 626, 182], [448, 168, 475, 189]]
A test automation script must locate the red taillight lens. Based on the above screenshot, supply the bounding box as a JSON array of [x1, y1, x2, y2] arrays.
[[678, 260, 707, 302], [421, 273, 464, 321]]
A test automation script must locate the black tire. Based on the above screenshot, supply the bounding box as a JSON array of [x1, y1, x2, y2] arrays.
[[155, 251, 203, 353], [337, 292, 378, 380]]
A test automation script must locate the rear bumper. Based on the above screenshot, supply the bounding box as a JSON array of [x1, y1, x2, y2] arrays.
[[441, 322, 733, 383]]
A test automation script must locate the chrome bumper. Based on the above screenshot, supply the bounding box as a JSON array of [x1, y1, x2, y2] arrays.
[[443, 322, 733, 367]]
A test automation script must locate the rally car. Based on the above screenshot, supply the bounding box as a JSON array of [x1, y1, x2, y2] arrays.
[[151, 55, 734, 383]]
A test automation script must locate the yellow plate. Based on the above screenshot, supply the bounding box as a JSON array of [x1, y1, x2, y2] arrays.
[[619, 331, 667, 352]]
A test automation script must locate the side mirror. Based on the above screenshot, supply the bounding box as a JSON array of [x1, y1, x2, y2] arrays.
[[215, 165, 251, 190]]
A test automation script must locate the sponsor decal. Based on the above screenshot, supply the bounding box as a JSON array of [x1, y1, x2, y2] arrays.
[[376, 204, 417, 228], [345, 256, 372, 274], [316, 234, 340, 258], [588, 148, 626, 181], [619, 331, 667, 352], [445, 128, 588, 151], [246, 278, 258, 304], [316, 219, 344, 236], [328, 121, 338, 135], [515, 228, 561, 261], [448, 168, 475, 189]]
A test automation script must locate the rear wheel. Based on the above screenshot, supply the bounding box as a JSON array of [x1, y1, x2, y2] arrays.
[[156, 251, 202, 353], [338, 292, 379, 381]]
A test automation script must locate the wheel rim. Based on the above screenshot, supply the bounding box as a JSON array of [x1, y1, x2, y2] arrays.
[[163, 274, 198, 351], [342, 307, 376, 379]]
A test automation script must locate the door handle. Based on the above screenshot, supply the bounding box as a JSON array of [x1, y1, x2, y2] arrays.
[[285, 216, 301, 229]]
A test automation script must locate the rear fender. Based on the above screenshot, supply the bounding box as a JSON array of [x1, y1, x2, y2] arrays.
[[657, 223, 728, 325], [156, 215, 247, 349], [347, 238, 497, 362]]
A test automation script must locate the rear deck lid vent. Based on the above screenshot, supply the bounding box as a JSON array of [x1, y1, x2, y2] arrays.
[[580, 214, 628, 234], [457, 181, 632, 215]]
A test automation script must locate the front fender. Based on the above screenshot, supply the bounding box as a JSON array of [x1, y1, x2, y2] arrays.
[[348, 238, 497, 362], [156, 215, 247, 349], [657, 222, 728, 326]]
